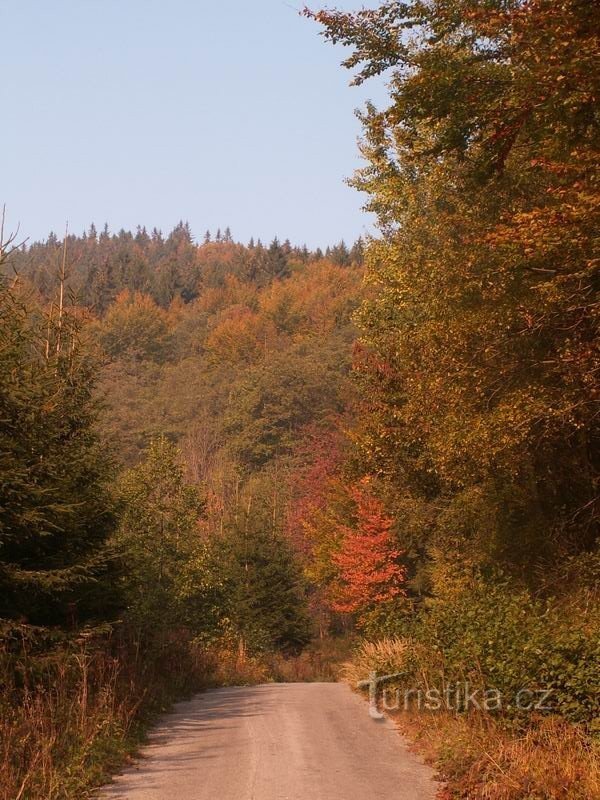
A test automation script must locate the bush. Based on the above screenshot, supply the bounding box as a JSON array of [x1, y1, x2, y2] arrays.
[[346, 577, 600, 729]]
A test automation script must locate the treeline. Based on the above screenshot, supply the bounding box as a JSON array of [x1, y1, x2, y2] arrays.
[[8, 222, 363, 309]]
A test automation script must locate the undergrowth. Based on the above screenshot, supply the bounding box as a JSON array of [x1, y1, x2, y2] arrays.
[[343, 579, 600, 800], [0, 627, 216, 800]]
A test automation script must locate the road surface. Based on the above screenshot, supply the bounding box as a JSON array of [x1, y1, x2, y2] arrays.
[[98, 682, 437, 800]]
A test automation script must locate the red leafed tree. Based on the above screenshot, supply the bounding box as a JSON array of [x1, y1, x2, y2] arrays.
[[284, 424, 343, 560], [331, 479, 406, 615]]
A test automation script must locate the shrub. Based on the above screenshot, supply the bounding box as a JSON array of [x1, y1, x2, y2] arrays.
[[346, 577, 600, 729]]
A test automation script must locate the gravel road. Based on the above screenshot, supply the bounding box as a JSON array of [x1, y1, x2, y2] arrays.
[[98, 682, 437, 800]]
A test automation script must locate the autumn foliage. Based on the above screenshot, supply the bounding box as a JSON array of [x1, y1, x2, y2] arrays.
[[331, 479, 405, 615], [306, 1, 600, 794]]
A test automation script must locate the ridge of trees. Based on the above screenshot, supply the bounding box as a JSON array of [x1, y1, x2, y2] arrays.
[[6, 223, 364, 311]]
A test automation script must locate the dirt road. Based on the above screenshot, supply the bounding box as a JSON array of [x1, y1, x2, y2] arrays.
[[98, 682, 437, 800]]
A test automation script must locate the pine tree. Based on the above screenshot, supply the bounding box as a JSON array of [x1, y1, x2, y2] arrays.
[[0, 277, 119, 629], [265, 237, 289, 281], [217, 506, 311, 653]]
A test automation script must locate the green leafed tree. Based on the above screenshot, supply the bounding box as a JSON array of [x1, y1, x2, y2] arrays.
[[115, 436, 221, 638], [215, 502, 312, 654]]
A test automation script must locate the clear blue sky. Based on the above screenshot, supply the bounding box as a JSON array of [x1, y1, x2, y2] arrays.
[[1, 0, 384, 249]]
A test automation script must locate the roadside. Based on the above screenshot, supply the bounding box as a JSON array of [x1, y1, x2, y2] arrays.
[[342, 638, 600, 800]]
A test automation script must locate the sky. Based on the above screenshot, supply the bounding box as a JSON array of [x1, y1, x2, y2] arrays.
[[1, 0, 386, 249]]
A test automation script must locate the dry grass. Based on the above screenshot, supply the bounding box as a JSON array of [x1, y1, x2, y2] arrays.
[[342, 637, 600, 800], [342, 636, 412, 686], [395, 710, 600, 800], [0, 631, 335, 800], [0, 631, 215, 800], [204, 639, 271, 686], [206, 635, 354, 685], [266, 636, 355, 683]]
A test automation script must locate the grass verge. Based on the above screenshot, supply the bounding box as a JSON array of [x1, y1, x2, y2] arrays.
[[1, 628, 217, 800]]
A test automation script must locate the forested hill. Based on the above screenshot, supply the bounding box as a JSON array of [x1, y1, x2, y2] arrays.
[[6, 226, 364, 469], [2, 222, 365, 651], [8, 223, 363, 309]]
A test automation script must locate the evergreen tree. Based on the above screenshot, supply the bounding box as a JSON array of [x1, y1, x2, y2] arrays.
[[89, 257, 116, 312], [265, 237, 289, 281], [116, 436, 219, 637], [349, 237, 364, 265], [0, 277, 118, 629], [217, 505, 311, 653]]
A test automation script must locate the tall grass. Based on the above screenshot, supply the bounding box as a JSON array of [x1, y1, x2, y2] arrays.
[[399, 709, 600, 800], [0, 629, 214, 800]]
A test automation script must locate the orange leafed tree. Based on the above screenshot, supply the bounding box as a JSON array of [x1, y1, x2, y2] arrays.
[[331, 479, 406, 615]]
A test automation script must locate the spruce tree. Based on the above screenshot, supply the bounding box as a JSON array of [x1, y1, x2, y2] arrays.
[[0, 277, 119, 630], [217, 508, 311, 653], [115, 436, 219, 638]]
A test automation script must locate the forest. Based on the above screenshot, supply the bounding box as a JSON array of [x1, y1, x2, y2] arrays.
[[1, 1, 598, 799]]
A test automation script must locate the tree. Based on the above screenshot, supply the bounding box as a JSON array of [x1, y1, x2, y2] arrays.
[[311, 0, 600, 585], [223, 345, 346, 469], [331, 479, 406, 618], [0, 277, 119, 629], [216, 502, 311, 653], [265, 237, 290, 281], [97, 290, 172, 362], [88, 257, 116, 312], [115, 436, 219, 637]]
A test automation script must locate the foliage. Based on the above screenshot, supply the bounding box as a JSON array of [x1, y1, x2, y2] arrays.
[[214, 504, 312, 654], [96, 290, 172, 362], [6, 223, 364, 309], [309, 0, 599, 586], [346, 574, 600, 728], [307, 5, 600, 790], [0, 278, 119, 629], [0, 628, 218, 800], [331, 478, 406, 617], [398, 710, 600, 800], [115, 436, 220, 638]]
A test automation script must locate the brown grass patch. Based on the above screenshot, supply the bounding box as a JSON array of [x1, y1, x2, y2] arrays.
[[393, 710, 600, 800]]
